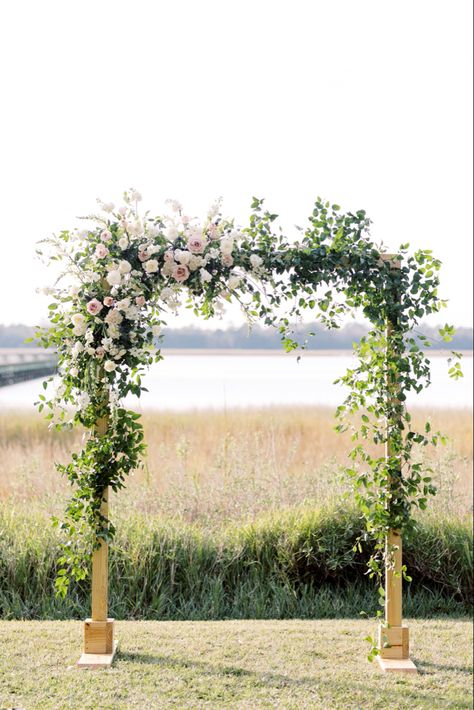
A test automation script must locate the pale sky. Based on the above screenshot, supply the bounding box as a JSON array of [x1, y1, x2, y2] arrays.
[[0, 0, 472, 328]]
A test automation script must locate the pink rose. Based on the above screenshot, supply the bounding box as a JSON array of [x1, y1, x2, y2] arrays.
[[222, 253, 233, 267], [163, 251, 174, 262], [172, 264, 190, 282], [100, 230, 112, 242], [95, 244, 109, 258], [208, 224, 218, 239], [187, 236, 205, 254], [95, 347, 105, 359], [86, 298, 103, 315], [103, 296, 114, 307], [138, 250, 149, 262], [135, 295, 146, 307]]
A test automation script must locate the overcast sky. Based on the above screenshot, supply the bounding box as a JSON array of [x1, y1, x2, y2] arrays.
[[0, 0, 472, 329]]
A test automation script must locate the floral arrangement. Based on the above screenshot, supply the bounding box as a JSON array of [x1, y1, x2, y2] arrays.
[[35, 190, 460, 618]]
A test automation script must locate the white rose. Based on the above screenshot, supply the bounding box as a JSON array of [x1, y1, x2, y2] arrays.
[[161, 261, 174, 277], [228, 275, 241, 290], [70, 313, 86, 327], [104, 360, 117, 372], [106, 270, 122, 286], [118, 237, 129, 249], [220, 237, 234, 255], [200, 268, 213, 283], [105, 309, 123, 325], [188, 255, 203, 271], [174, 249, 191, 266], [69, 285, 80, 297], [144, 259, 159, 273], [250, 254, 263, 269], [119, 260, 132, 274], [116, 298, 131, 311]]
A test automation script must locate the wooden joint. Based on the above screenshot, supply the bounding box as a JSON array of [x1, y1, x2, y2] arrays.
[[84, 618, 115, 654], [378, 624, 409, 659]]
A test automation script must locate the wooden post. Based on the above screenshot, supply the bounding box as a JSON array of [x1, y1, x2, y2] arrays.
[[77, 413, 118, 668], [377, 254, 417, 674]]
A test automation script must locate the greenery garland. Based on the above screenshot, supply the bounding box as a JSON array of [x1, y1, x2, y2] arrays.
[[34, 191, 461, 616]]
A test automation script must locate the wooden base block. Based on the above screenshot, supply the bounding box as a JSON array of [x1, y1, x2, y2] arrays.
[[378, 624, 409, 659], [377, 655, 418, 674], [77, 639, 119, 669], [84, 618, 114, 654]]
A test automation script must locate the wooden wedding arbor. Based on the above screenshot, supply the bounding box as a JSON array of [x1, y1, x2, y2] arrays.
[[76, 254, 417, 674]]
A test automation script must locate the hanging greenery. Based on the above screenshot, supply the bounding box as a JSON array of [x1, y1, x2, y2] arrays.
[[34, 190, 461, 607]]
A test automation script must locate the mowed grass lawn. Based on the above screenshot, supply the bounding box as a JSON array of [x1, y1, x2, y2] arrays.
[[1, 619, 472, 709]]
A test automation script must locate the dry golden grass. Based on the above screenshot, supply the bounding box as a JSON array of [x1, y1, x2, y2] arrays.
[[0, 407, 471, 525]]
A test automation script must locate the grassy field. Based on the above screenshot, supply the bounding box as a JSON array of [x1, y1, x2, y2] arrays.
[[0, 407, 472, 620], [0, 619, 472, 709], [0, 407, 472, 524]]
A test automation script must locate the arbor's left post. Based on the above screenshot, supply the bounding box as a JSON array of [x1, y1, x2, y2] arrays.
[[77, 413, 118, 668]]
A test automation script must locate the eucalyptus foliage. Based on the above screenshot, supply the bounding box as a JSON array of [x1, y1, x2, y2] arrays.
[[34, 191, 461, 607]]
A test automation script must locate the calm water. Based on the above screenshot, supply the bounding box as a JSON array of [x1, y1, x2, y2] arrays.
[[0, 353, 471, 411]]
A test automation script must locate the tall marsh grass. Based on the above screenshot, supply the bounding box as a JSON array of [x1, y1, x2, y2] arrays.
[[0, 407, 471, 619], [0, 408, 472, 524]]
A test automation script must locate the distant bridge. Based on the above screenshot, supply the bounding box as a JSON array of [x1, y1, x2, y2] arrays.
[[0, 349, 57, 387]]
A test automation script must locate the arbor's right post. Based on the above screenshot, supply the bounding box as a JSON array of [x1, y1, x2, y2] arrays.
[[377, 254, 417, 674]]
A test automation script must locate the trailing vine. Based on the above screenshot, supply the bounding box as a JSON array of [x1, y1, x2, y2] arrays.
[[34, 191, 461, 612]]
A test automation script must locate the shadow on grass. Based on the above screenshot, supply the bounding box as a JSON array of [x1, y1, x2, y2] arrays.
[[417, 660, 473, 675], [117, 650, 468, 698]]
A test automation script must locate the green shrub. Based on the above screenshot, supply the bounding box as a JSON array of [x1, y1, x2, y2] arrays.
[[0, 505, 471, 620]]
